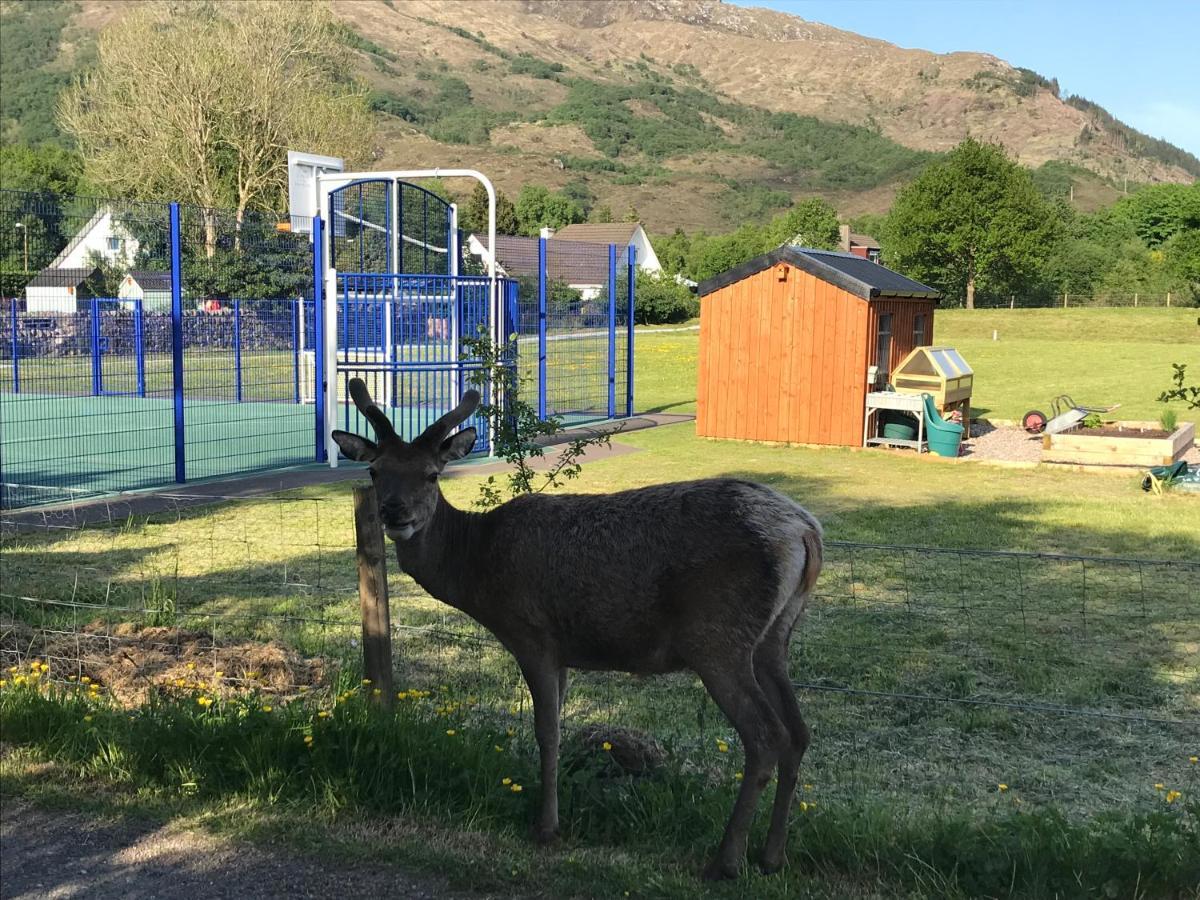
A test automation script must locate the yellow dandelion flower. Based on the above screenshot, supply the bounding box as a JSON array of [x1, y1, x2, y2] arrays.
[[1166, 790, 1182, 803], [799, 801, 809, 813], [716, 740, 729, 753], [304, 735, 313, 745], [998, 784, 1008, 792], [1190, 756, 1198, 765], [0, 680, 6, 688], [1155, 783, 1166, 791], [80, 676, 92, 684], [494, 744, 504, 753], [68, 675, 77, 681], [511, 784, 523, 793], [299, 685, 309, 693], [214, 671, 224, 679], [83, 715, 93, 723], [602, 741, 613, 752], [803, 783, 814, 791], [6, 666, 15, 673], [197, 696, 213, 708], [502, 777, 512, 785], [506, 727, 515, 737], [14, 676, 26, 686], [446, 729, 457, 736], [262, 705, 273, 713], [186, 662, 195, 670], [175, 678, 186, 688], [362, 678, 372, 686], [372, 688, 381, 697], [317, 710, 330, 719], [734, 772, 743, 782]]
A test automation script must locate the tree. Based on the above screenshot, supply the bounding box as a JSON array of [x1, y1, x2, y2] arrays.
[[459, 182, 518, 236], [59, 1, 374, 241], [515, 185, 584, 236], [765, 197, 840, 250], [0, 144, 87, 195], [884, 139, 1059, 308], [588, 203, 614, 224], [635, 270, 698, 324]]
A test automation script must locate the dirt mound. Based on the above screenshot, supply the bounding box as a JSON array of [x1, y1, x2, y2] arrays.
[[1, 618, 329, 706]]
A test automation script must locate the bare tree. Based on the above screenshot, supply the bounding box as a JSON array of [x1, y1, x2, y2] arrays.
[[333, 380, 824, 880], [59, 0, 373, 250]]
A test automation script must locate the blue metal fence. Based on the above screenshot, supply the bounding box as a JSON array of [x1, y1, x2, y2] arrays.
[[0, 189, 634, 509]]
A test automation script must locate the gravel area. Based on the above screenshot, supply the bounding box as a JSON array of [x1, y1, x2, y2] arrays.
[[962, 422, 1043, 463], [961, 422, 1200, 467], [0, 800, 499, 900]]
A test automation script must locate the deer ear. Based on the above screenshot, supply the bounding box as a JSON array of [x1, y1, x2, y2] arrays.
[[438, 428, 477, 466], [332, 430, 379, 462]]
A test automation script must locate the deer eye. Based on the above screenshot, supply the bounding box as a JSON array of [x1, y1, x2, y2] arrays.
[[427, 473, 439, 483]]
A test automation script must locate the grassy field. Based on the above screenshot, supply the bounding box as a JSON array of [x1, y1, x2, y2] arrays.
[[3, 306, 1200, 897], [635, 308, 1200, 424]]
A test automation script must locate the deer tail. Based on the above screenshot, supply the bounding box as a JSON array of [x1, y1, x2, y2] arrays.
[[798, 520, 823, 599]]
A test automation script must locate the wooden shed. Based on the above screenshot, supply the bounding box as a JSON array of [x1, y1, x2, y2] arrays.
[[696, 246, 941, 447]]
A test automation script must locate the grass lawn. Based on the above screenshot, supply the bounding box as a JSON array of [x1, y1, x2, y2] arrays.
[[3, 307, 1200, 897], [634, 308, 1200, 424]]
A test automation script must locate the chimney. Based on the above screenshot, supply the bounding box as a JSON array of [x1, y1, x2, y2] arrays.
[[540, 226, 555, 240], [839, 224, 851, 253]]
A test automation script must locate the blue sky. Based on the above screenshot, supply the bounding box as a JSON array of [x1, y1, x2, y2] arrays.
[[732, 0, 1200, 155]]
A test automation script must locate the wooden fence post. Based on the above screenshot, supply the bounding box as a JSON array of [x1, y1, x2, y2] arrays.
[[354, 485, 394, 707]]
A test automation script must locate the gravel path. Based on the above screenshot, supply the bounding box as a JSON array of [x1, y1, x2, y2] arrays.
[[0, 800, 500, 900]]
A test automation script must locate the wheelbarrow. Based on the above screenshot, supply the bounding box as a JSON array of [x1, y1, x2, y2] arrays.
[[1021, 394, 1121, 435]]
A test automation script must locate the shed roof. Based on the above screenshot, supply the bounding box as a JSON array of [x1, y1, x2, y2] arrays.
[[26, 267, 100, 288], [698, 246, 940, 301], [126, 269, 172, 291]]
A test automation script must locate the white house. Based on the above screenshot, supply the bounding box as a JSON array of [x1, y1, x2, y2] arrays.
[[549, 222, 662, 276], [23, 207, 140, 312], [466, 222, 662, 301]]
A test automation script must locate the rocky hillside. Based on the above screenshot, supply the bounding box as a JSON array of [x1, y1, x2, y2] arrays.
[[4, 0, 1195, 232]]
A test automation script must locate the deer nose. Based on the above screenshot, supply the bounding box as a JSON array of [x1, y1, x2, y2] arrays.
[[378, 502, 409, 526]]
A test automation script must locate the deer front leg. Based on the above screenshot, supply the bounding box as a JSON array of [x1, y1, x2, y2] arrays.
[[519, 657, 562, 845]]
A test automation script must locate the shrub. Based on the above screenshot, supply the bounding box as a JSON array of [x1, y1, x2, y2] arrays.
[[635, 270, 697, 325]]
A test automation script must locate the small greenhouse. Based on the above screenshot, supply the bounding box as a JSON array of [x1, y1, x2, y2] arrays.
[[891, 346, 974, 413]]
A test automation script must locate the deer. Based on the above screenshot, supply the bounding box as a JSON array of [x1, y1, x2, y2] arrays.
[[332, 378, 823, 880]]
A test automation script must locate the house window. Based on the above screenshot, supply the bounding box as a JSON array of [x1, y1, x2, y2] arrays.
[[913, 314, 927, 346], [107, 237, 121, 252], [876, 313, 893, 382], [867, 248, 881, 264]]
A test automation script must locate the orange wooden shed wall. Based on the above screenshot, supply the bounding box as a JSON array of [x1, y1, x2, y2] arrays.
[[696, 262, 935, 447]]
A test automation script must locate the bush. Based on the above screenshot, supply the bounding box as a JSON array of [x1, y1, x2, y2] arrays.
[[635, 270, 697, 325]]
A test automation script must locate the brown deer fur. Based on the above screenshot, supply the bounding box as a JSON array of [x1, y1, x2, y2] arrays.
[[332, 379, 823, 880]]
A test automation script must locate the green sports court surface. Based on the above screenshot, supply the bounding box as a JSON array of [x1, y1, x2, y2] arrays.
[[1, 392, 612, 508]]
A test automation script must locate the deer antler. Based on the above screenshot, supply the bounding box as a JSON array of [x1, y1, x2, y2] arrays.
[[418, 390, 481, 447], [348, 378, 399, 443]]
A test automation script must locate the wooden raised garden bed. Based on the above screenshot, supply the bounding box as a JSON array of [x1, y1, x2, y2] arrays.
[[1042, 421, 1195, 467]]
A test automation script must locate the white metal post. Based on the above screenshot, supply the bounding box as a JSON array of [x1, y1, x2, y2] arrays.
[[324, 265, 340, 467]]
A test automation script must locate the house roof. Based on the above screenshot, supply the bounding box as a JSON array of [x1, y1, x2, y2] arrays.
[[848, 232, 881, 250], [551, 223, 640, 245], [698, 246, 940, 301], [126, 269, 172, 291], [470, 234, 612, 285], [25, 267, 100, 288]]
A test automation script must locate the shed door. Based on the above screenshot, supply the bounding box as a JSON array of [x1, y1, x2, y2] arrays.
[[876, 313, 893, 382]]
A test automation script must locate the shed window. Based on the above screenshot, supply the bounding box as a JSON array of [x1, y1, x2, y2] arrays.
[[876, 313, 893, 380], [913, 314, 927, 346]]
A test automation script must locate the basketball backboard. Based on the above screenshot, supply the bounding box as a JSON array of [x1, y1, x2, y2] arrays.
[[287, 151, 344, 234]]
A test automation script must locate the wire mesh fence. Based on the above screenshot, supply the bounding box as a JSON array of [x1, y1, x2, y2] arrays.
[[974, 291, 1194, 309], [3, 496, 1195, 817]]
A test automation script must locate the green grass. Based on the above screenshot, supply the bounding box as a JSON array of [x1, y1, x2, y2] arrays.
[[3, 674, 1197, 898], [633, 308, 1200, 424], [4, 306, 1200, 896]]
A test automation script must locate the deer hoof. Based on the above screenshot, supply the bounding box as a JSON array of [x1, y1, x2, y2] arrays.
[[701, 858, 740, 881], [758, 854, 785, 876]]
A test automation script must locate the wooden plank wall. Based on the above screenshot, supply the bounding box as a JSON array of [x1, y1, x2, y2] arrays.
[[867, 298, 937, 376], [697, 263, 871, 446]]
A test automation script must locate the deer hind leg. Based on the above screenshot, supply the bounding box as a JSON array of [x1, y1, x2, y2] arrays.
[[518, 656, 562, 845], [754, 603, 810, 875], [696, 660, 789, 881]]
